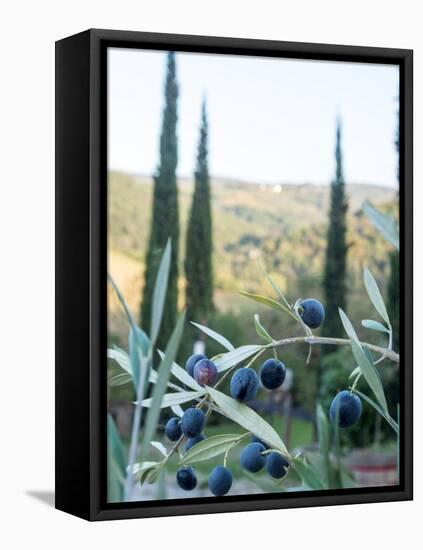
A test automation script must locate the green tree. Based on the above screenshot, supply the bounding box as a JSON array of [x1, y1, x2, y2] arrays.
[[141, 52, 179, 348], [185, 100, 214, 323], [322, 118, 349, 344]]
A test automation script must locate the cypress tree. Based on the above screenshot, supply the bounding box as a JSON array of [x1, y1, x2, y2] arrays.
[[141, 52, 179, 348], [322, 119, 349, 343], [185, 100, 214, 323]]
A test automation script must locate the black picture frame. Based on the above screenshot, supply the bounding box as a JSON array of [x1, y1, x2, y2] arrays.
[[55, 28, 413, 521]]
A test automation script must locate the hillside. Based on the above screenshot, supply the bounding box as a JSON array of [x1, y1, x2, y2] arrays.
[[108, 170, 396, 333]]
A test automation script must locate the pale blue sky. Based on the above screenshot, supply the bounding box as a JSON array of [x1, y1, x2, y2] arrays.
[[108, 48, 399, 187]]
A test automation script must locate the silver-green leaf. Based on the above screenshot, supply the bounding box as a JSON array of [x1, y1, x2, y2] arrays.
[[138, 390, 204, 408], [139, 311, 186, 459], [180, 434, 243, 465], [363, 268, 390, 326], [107, 347, 131, 375], [339, 308, 388, 413], [316, 404, 331, 488], [351, 388, 399, 433], [362, 319, 390, 334], [108, 372, 133, 387], [150, 441, 168, 457], [191, 322, 235, 351], [239, 291, 293, 317], [107, 414, 126, 479], [338, 308, 360, 342], [150, 240, 171, 347], [207, 386, 288, 455], [292, 457, 325, 490], [171, 404, 184, 417], [214, 345, 263, 373], [132, 461, 161, 484], [129, 325, 149, 390], [363, 201, 399, 250], [259, 262, 292, 310], [254, 314, 273, 343]]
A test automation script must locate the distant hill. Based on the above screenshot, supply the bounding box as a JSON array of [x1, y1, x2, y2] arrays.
[[108, 170, 397, 327]]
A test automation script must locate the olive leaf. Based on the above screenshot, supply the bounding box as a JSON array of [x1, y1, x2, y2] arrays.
[[239, 291, 292, 317], [363, 268, 390, 326], [129, 324, 149, 390], [150, 441, 168, 457], [107, 414, 126, 480], [332, 405, 343, 489], [339, 308, 388, 414], [361, 319, 390, 334], [171, 404, 184, 417], [138, 390, 204, 408], [148, 365, 184, 393], [351, 388, 399, 433], [259, 262, 292, 311], [108, 372, 133, 387], [362, 201, 399, 250], [180, 434, 244, 465], [145, 466, 161, 484], [191, 322, 235, 351], [132, 461, 161, 484], [138, 311, 186, 460], [254, 314, 273, 343], [107, 347, 131, 375], [207, 386, 288, 455], [150, 239, 171, 347], [214, 344, 263, 373], [292, 456, 326, 490], [316, 404, 331, 488]]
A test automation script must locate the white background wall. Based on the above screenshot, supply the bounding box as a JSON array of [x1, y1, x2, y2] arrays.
[[0, 1, 419, 548]]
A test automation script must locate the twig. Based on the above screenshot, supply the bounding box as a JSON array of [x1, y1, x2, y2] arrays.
[[266, 336, 399, 363], [139, 332, 399, 484]]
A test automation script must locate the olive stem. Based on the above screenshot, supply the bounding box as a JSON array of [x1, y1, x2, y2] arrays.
[[266, 336, 399, 364], [350, 372, 362, 393]]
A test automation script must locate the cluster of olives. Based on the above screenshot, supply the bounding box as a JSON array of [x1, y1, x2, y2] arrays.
[[229, 357, 286, 402], [165, 403, 233, 496], [165, 350, 290, 496], [167, 402, 289, 495], [163, 297, 362, 496], [200, 436, 289, 497], [242, 437, 289, 478], [176, 463, 233, 496]]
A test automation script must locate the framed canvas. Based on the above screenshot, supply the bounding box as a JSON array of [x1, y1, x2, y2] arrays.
[[55, 29, 413, 521]]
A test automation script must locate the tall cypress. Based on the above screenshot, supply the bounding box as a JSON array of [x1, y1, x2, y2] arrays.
[[141, 52, 179, 347], [322, 119, 349, 343], [184, 100, 214, 323]]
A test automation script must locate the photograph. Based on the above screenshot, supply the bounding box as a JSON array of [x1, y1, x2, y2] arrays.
[[1, 0, 419, 545], [106, 46, 401, 504]]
